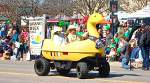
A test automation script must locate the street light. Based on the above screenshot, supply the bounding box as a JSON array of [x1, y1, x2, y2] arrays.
[[110, 0, 118, 36]]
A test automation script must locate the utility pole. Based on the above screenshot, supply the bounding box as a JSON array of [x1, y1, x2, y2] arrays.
[[110, 0, 118, 36]]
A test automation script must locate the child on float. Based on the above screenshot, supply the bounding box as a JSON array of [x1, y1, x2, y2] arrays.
[[76, 25, 89, 40], [66, 25, 79, 43]]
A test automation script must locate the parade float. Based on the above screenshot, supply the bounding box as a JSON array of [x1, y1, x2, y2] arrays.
[[34, 13, 111, 79]]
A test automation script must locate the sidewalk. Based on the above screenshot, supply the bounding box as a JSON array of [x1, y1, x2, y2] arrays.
[[109, 62, 122, 67]]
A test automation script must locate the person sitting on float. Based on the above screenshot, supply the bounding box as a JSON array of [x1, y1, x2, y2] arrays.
[[53, 26, 65, 46], [76, 26, 89, 40], [66, 25, 79, 43]]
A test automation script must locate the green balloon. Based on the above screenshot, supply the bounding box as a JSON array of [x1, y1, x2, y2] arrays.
[[115, 38, 119, 43], [110, 43, 116, 48], [117, 48, 121, 53], [58, 20, 65, 27], [104, 24, 110, 30], [65, 22, 70, 27], [6, 19, 11, 24]]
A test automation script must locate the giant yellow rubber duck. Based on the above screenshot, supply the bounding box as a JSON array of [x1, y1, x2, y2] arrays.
[[42, 13, 111, 61]]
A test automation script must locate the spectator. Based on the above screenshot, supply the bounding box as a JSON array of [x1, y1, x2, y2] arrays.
[[119, 37, 130, 69], [11, 43, 18, 60], [106, 38, 117, 61], [129, 39, 143, 63], [10, 29, 19, 43], [16, 28, 29, 61], [139, 25, 150, 70], [2, 41, 13, 60], [0, 23, 7, 38], [130, 47, 143, 68], [20, 28, 29, 52], [114, 33, 120, 48], [7, 28, 13, 37], [15, 41, 21, 60], [135, 28, 144, 46], [105, 30, 113, 47], [46, 26, 51, 39]]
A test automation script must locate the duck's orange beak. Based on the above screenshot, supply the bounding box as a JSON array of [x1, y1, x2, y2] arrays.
[[101, 19, 112, 24], [101, 20, 112, 24], [100, 16, 112, 24]]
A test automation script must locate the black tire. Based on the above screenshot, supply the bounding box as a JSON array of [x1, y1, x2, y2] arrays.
[[76, 62, 88, 79], [57, 68, 70, 76], [34, 58, 50, 76], [99, 61, 110, 77]]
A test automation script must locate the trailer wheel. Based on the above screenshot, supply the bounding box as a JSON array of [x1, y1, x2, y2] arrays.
[[99, 61, 110, 77], [57, 68, 70, 76], [34, 57, 50, 76], [76, 62, 88, 79]]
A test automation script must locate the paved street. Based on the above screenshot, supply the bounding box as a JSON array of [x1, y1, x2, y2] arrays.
[[0, 61, 149, 83]]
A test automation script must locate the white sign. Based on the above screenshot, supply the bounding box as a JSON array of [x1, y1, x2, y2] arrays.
[[29, 17, 45, 55]]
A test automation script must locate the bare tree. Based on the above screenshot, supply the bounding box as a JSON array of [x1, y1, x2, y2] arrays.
[[72, 0, 109, 16], [0, 0, 41, 20], [119, 0, 150, 12], [1, 0, 149, 21], [41, 0, 74, 17], [1, 0, 110, 18]]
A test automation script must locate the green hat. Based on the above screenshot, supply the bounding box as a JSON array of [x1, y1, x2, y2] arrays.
[[58, 20, 65, 27]]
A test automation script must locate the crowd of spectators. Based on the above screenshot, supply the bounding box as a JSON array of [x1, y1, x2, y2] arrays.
[[0, 22, 29, 61], [103, 22, 150, 70]]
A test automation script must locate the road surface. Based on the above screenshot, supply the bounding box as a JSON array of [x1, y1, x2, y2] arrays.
[[0, 61, 149, 83]]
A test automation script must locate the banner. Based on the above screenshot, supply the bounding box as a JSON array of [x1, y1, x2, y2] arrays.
[[29, 17, 45, 55]]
